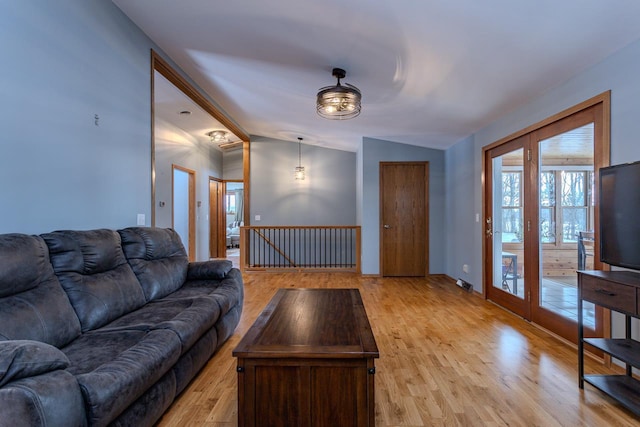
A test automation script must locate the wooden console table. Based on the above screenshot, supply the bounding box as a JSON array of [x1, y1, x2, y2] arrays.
[[233, 288, 379, 427], [578, 270, 640, 416]]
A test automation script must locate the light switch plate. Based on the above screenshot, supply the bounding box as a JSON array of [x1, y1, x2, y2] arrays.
[[137, 214, 145, 226]]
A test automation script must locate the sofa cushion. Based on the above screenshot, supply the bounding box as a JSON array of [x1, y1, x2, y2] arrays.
[[98, 297, 221, 353], [0, 234, 50, 298], [62, 328, 182, 427], [179, 268, 244, 317], [0, 234, 81, 347], [0, 340, 70, 387], [187, 259, 233, 280], [42, 229, 146, 332], [118, 227, 189, 301]]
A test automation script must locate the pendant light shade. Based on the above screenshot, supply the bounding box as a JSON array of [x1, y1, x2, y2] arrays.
[[294, 137, 305, 180], [316, 68, 361, 120]]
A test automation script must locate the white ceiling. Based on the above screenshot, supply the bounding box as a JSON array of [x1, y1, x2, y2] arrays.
[[113, 0, 640, 152]]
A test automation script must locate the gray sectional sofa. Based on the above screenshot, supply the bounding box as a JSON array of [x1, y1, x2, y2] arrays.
[[0, 227, 243, 427]]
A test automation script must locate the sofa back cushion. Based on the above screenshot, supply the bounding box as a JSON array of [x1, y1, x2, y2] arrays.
[[118, 227, 188, 301], [0, 234, 81, 347], [42, 229, 146, 332]]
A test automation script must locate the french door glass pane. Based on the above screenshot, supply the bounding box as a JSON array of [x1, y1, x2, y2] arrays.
[[492, 149, 524, 299], [539, 123, 595, 326]]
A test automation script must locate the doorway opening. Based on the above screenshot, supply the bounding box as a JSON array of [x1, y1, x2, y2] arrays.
[[172, 164, 196, 261]]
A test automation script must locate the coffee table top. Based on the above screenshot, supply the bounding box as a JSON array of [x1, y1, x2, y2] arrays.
[[233, 288, 379, 359]]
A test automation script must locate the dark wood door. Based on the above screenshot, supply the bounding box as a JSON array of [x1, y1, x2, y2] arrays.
[[380, 162, 429, 277], [209, 178, 224, 258]]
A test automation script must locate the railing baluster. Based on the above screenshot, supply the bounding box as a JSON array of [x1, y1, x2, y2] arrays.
[[241, 226, 359, 272]]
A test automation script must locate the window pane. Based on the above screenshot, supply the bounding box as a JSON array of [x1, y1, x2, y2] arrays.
[[540, 207, 555, 243], [561, 172, 586, 207], [562, 207, 587, 242], [540, 172, 555, 207], [502, 172, 521, 207], [226, 194, 236, 213], [502, 208, 522, 242]]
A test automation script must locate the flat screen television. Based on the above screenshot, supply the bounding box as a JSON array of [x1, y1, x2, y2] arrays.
[[599, 161, 640, 270]]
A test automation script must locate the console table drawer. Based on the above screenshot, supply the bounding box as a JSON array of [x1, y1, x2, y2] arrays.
[[581, 275, 636, 314]]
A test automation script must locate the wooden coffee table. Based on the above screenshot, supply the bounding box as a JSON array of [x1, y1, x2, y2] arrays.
[[233, 288, 379, 427]]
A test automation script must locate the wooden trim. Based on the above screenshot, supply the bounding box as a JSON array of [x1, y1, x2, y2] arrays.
[[150, 52, 156, 226], [172, 164, 196, 261], [243, 140, 251, 226], [482, 91, 611, 153], [209, 177, 225, 259]]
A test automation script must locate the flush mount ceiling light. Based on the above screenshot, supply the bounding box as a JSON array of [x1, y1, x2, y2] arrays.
[[206, 130, 228, 143], [316, 68, 361, 120], [294, 137, 305, 180]]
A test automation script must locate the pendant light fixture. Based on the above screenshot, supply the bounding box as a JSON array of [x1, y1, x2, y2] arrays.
[[316, 68, 361, 120], [294, 137, 305, 180]]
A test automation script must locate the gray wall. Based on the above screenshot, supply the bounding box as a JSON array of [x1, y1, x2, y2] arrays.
[[154, 118, 223, 261], [444, 33, 640, 340], [444, 135, 476, 283], [223, 148, 243, 180], [249, 135, 356, 226], [361, 138, 445, 275], [0, 0, 156, 234], [445, 35, 640, 293]]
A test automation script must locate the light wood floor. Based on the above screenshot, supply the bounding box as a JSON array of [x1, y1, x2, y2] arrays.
[[157, 273, 638, 426]]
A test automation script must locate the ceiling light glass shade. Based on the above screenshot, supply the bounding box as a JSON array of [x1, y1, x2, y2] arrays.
[[295, 137, 305, 180], [316, 68, 361, 120], [206, 130, 228, 142]]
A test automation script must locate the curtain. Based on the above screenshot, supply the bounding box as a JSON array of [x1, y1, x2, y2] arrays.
[[235, 189, 244, 224]]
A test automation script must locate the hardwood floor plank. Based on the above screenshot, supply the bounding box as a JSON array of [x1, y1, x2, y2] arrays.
[[157, 273, 638, 426]]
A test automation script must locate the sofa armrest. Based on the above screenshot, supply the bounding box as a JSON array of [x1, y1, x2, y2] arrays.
[[0, 370, 86, 427], [0, 341, 85, 427], [187, 260, 233, 280], [0, 340, 69, 387]]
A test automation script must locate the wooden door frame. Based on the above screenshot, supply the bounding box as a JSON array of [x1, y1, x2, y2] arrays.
[[172, 164, 196, 261], [379, 161, 429, 277], [482, 91, 610, 342], [483, 137, 531, 319], [209, 177, 225, 259]]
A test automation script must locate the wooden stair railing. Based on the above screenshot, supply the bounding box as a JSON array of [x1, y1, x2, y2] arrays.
[[239, 226, 361, 273]]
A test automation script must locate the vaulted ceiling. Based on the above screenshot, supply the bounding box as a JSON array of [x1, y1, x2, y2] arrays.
[[113, 0, 640, 152]]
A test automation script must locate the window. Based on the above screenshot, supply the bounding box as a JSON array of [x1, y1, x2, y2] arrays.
[[540, 172, 556, 243], [501, 172, 522, 243], [225, 193, 236, 214], [560, 171, 591, 243], [501, 169, 593, 245]]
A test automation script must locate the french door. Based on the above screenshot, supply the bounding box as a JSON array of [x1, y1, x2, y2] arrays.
[[484, 96, 609, 344]]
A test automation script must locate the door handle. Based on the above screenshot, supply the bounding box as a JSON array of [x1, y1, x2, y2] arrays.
[[383, 224, 391, 229]]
